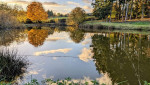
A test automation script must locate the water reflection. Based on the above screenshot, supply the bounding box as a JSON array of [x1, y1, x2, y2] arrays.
[[91, 33, 150, 85], [0, 27, 150, 84], [67, 26, 85, 43], [0, 29, 27, 46], [28, 29, 49, 47]]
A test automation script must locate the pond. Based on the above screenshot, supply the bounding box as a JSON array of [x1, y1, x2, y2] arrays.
[[0, 27, 150, 85]]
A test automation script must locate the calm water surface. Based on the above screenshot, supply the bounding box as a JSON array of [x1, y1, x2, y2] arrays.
[[0, 27, 150, 85]]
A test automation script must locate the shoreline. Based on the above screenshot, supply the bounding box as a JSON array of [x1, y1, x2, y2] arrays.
[[79, 21, 150, 31]]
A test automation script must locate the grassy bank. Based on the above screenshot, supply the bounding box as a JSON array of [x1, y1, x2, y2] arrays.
[[81, 21, 150, 30]]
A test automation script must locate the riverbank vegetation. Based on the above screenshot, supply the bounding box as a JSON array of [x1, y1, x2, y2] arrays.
[[81, 21, 150, 30], [0, 49, 28, 82], [0, 3, 27, 29]]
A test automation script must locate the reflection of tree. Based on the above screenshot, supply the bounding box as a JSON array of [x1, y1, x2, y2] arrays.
[[68, 28, 85, 43], [28, 29, 48, 47], [92, 33, 150, 85], [0, 29, 27, 46]]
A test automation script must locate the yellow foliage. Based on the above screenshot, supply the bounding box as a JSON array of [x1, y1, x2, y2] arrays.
[[17, 11, 27, 22], [28, 29, 48, 47], [27, 2, 48, 21]]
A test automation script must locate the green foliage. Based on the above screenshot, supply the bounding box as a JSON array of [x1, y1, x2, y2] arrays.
[[25, 77, 100, 85], [47, 10, 54, 17], [144, 81, 150, 85], [25, 79, 39, 85], [92, 0, 112, 19], [92, 0, 150, 21], [67, 7, 86, 26]]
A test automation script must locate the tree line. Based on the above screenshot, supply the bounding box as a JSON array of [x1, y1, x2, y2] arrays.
[[92, 0, 150, 22]]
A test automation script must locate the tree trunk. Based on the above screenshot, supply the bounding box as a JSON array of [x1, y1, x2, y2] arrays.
[[122, 4, 125, 22], [130, 0, 133, 20], [125, 2, 129, 22], [109, 2, 113, 22], [141, 1, 144, 19], [119, 0, 121, 20]]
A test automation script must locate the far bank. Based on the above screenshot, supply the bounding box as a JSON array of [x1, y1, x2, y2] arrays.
[[79, 20, 150, 31]]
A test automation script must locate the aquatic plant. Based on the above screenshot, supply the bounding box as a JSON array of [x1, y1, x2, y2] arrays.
[[0, 49, 28, 82]]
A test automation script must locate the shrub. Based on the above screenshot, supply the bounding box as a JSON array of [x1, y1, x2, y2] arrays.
[[0, 49, 28, 82], [25, 19, 33, 24], [0, 11, 22, 29]]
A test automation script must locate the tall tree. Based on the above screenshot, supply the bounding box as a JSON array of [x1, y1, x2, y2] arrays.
[[47, 10, 54, 17], [27, 2, 48, 22], [92, 0, 111, 21]]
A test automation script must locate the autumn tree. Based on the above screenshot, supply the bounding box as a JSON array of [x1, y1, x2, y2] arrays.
[[27, 2, 48, 22], [67, 7, 86, 26]]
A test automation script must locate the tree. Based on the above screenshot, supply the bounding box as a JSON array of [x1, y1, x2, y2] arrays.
[[92, 0, 111, 21], [67, 7, 86, 26], [27, 2, 48, 22], [47, 10, 54, 17]]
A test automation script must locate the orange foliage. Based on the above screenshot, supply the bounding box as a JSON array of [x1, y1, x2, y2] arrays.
[[27, 2, 48, 21], [28, 29, 48, 47]]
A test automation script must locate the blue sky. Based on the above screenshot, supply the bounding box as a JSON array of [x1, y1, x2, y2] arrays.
[[1, 0, 93, 14]]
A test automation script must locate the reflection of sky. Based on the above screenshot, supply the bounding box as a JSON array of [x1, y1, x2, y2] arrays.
[[1, 31, 103, 84]]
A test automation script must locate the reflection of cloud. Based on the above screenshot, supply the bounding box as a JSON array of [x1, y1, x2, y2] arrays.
[[50, 74, 113, 85], [67, 40, 73, 43], [96, 73, 114, 85], [34, 48, 72, 56], [81, 40, 91, 45], [78, 48, 93, 62], [42, 74, 47, 79], [52, 57, 58, 60], [46, 37, 65, 41], [28, 70, 38, 75]]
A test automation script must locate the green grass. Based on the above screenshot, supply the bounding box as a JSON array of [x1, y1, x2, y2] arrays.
[[48, 17, 68, 20], [83, 21, 150, 30]]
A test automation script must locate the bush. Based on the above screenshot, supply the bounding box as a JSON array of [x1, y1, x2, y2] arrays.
[[0, 3, 24, 29], [0, 49, 28, 82], [49, 20, 55, 23], [25, 19, 33, 24], [0, 11, 22, 29]]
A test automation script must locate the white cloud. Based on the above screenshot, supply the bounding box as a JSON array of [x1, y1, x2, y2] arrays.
[[78, 48, 93, 62], [34, 48, 72, 56], [82, 0, 92, 4], [67, 1, 81, 7]]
